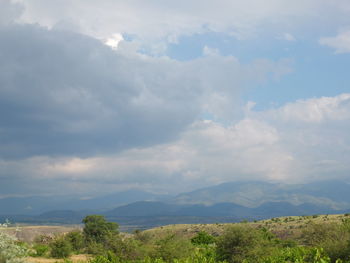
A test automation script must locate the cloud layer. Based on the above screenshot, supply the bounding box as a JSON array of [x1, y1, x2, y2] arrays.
[[0, 21, 290, 159], [1, 94, 350, 196], [1, 0, 350, 197], [12, 0, 350, 52]]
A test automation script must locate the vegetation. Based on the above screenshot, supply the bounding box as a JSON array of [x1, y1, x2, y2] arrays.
[[83, 215, 119, 244], [7, 213, 350, 263], [191, 231, 216, 245], [0, 221, 27, 263], [49, 236, 73, 258]]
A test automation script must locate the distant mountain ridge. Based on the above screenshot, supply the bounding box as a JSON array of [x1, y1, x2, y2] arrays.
[[105, 200, 338, 218], [171, 180, 350, 210], [0, 190, 167, 215], [1, 180, 350, 227], [0, 199, 339, 229]]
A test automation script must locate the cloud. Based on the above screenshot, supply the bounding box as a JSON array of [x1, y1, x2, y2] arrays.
[[14, 0, 350, 50], [0, 0, 24, 25], [281, 33, 296, 42], [320, 30, 350, 53], [260, 93, 350, 123], [0, 23, 290, 159], [95, 94, 350, 190], [2, 0, 349, 197], [1, 94, 349, 196], [105, 33, 124, 49]]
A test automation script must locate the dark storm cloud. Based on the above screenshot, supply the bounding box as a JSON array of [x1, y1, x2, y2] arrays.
[[0, 24, 204, 159], [0, 21, 288, 160], [0, 2, 294, 197]]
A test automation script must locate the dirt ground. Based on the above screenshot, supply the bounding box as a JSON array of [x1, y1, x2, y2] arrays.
[[26, 254, 90, 263], [0, 225, 81, 242]]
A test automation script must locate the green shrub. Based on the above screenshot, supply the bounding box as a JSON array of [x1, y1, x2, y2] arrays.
[[191, 231, 216, 245], [31, 244, 49, 257], [86, 241, 105, 255], [104, 234, 146, 260], [134, 230, 152, 244], [301, 222, 341, 246], [50, 236, 73, 258], [89, 255, 115, 263], [216, 225, 277, 263], [301, 221, 350, 262], [263, 247, 332, 263], [65, 230, 84, 253], [153, 234, 193, 261]]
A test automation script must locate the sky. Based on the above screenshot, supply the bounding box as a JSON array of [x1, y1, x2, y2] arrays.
[[0, 0, 350, 197]]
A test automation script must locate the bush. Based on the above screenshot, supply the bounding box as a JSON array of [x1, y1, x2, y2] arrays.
[[301, 222, 341, 246], [102, 234, 145, 260], [191, 231, 215, 245], [263, 247, 332, 263], [65, 230, 85, 253], [153, 234, 193, 261], [134, 230, 152, 244], [216, 225, 277, 263], [301, 222, 350, 262], [31, 244, 49, 257], [50, 236, 73, 258], [0, 232, 27, 263], [86, 241, 105, 255]]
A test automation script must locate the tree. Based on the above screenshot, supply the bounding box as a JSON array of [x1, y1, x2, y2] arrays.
[[82, 215, 119, 244]]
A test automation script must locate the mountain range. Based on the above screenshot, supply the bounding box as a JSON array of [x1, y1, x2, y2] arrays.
[[172, 180, 350, 209], [1, 180, 349, 228]]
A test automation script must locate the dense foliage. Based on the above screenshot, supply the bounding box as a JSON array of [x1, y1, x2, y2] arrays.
[[83, 215, 119, 244], [0, 221, 27, 263], [27, 214, 350, 263], [191, 231, 216, 245]]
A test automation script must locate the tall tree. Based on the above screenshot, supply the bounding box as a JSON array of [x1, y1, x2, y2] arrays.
[[82, 215, 119, 244]]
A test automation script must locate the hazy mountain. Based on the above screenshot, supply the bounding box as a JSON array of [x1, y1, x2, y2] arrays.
[[291, 180, 350, 203], [105, 201, 180, 217], [104, 200, 336, 218], [175, 203, 251, 217], [1, 180, 349, 219], [64, 190, 167, 211], [0, 196, 70, 215], [0, 198, 339, 230], [0, 190, 167, 215], [171, 180, 350, 210]]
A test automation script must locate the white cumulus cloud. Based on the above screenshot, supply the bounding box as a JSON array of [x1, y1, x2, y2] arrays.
[[320, 30, 350, 53]]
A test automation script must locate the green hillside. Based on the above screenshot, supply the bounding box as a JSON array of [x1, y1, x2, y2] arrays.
[[144, 213, 350, 242]]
